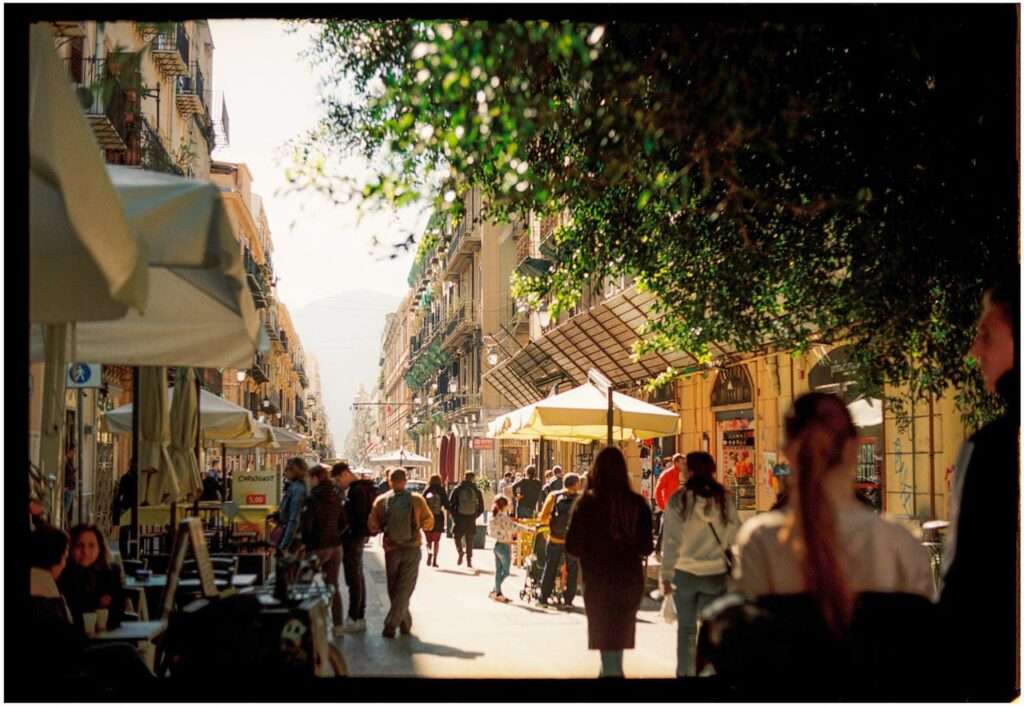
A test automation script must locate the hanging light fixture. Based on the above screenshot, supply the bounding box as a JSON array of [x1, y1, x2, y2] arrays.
[[538, 302, 552, 328], [487, 347, 499, 366], [236, 370, 247, 383]]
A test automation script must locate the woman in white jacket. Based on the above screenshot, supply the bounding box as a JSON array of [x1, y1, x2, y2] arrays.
[[660, 451, 740, 677]]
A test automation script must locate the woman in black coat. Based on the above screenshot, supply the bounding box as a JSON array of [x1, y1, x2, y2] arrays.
[[566, 447, 655, 678], [59, 524, 126, 631]]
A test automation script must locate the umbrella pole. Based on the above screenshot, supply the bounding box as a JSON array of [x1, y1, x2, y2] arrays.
[[221, 443, 228, 502], [607, 387, 614, 448], [130, 366, 140, 560]]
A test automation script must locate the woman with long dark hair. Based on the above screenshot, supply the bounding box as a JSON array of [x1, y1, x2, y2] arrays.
[[59, 524, 126, 631], [565, 447, 654, 678], [734, 393, 933, 634], [660, 451, 741, 676]]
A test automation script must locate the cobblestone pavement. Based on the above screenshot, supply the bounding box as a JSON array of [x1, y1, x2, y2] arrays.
[[332, 537, 678, 678]]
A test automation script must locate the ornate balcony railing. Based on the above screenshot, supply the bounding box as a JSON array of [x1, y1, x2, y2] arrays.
[[62, 57, 132, 152]]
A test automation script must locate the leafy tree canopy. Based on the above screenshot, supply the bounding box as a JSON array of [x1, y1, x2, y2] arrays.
[[296, 9, 1018, 426]]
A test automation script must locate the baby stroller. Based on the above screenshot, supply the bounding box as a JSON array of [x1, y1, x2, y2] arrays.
[[518, 524, 569, 605]]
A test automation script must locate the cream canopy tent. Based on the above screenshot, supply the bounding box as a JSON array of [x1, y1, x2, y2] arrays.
[[102, 388, 257, 442], [220, 422, 278, 450], [29, 165, 265, 368], [368, 449, 433, 467], [29, 23, 147, 323], [489, 374, 681, 443], [270, 427, 309, 454]]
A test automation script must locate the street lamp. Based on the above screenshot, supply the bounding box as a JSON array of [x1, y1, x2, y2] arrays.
[[538, 302, 552, 328], [236, 370, 247, 383], [486, 347, 499, 366]]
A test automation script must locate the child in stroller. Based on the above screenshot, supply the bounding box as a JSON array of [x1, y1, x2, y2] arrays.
[[519, 524, 570, 605]]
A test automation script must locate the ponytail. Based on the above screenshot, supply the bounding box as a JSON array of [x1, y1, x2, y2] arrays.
[[783, 392, 859, 635], [796, 426, 853, 634]]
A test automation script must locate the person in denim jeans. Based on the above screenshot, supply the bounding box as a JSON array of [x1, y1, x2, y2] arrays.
[[660, 452, 740, 677], [487, 496, 530, 602]]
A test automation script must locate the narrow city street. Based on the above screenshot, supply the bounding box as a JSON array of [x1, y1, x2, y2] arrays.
[[334, 538, 678, 678]]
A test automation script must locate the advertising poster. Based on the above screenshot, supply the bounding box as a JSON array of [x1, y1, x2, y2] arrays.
[[233, 468, 281, 507], [718, 418, 756, 511]]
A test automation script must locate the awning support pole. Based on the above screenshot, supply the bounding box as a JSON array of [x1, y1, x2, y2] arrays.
[[130, 366, 140, 560]]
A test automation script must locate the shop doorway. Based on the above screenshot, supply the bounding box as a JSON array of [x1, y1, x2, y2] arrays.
[[710, 365, 757, 517]]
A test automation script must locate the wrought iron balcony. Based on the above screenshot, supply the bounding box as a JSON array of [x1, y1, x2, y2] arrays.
[[243, 249, 269, 308], [62, 57, 131, 152], [294, 362, 308, 388], [176, 63, 207, 116], [144, 22, 190, 76], [250, 353, 270, 385], [445, 218, 481, 275]]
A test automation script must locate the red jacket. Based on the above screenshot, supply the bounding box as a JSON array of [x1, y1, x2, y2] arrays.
[[654, 467, 681, 511]]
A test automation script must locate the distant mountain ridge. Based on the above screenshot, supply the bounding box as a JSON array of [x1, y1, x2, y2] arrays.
[[291, 290, 402, 451]]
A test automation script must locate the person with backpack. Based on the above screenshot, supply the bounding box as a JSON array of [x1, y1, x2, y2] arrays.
[[302, 464, 348, 635], [660, 452, 741, 677], [422, 475, 451, 567], [368, 468, 434, 638], [537, 472, 582, 608], [332, 462, 375, 634], [448, 472, 485, 568]]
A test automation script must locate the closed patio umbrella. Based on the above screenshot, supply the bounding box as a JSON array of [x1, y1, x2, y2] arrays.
[[168, 368, 202, 501], [139, 367, 178, 506], [37, 324, 69, 522], [29, 23, 147, 323]]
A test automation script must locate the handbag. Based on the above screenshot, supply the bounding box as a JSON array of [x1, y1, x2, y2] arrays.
[[706, 522, 735, 575]]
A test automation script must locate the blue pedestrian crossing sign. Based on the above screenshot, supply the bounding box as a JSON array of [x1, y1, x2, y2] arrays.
[[66, 363, 102, 389]]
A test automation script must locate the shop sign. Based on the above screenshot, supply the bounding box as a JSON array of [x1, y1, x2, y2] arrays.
[[471, 438, 494, 450], [710, 365, 753, 407], [233, 470, 280, 507]]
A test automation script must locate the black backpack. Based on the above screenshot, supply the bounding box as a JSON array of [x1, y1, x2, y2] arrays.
[[548, 491, 577, 540]]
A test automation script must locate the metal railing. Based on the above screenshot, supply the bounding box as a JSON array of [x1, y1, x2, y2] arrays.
[[134, 117, 183, 175], [62, 57, 132, 149], [176, 62, 208, 113], [151, 22, 190, 67]]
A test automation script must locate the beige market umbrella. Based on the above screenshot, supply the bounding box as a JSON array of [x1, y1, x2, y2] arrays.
[[168, 368, 202, 501], [102, 388, 257, 442], [270, 426, 308, 454], [495, 378, 681, 443], [29, 23, 147, 323], [139, 367, 179, 505], [368, 449, 433, 467], [29, 165, 266, 369]]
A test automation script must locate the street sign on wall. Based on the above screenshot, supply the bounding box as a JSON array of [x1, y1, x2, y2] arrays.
[[66, 363, 102, 389], [471, 438, 494, 450]]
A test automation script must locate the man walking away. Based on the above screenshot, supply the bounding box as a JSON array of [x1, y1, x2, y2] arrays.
[[538, 473, 582, 609], [512, 465, 543, 519], [422, 475, 451, 567], [940, 279, 1020, 701], [368, 468, 434, 638], [332, 462, 375, 633], [303, 464, 347, 635], [448, 472, 485, 568], [200, 460, 224, 502]]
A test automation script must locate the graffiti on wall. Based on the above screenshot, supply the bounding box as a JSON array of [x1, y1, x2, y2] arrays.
[[891, 437, 914, 515]]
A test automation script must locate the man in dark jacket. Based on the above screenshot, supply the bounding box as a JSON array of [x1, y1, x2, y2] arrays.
[[448, 472, 485, 568], [540, 465, 564, 505], [940, 280, 1019, 701], [512, 465, 543, 519], [333, 462, 375, 634], [200, 460, 224, 502], [304, 464, 347, 635]]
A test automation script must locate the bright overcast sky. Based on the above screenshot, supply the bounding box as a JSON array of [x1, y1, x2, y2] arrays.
[[209, 19, 425, 310]]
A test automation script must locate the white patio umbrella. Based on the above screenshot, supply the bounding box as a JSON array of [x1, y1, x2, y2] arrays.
[[848, 397, 884, 428], [29, 23, 147, 323], [29, 165, 265, 368], [101, 388, 257, 442], [368, 449, 433, 467], [168, 368, 202, 501], [270, 427, 308, 454], [139, 367, 178, 505]]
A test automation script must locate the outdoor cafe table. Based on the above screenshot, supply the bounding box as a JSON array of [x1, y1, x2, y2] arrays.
[[124, 574, 259, 619], [88, 620, 166, 671]]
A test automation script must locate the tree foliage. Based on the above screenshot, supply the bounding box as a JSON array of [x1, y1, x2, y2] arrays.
[[298, 9, 1018, 427]]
